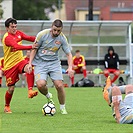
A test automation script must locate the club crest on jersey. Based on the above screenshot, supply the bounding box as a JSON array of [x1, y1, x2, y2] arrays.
[[55, 40, 61, 45], [18, 35, 21, 39]]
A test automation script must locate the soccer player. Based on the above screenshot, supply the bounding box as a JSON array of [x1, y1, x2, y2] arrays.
[[2, 18, 38, 113], [0, 57, 4, 87], [103, 76, 133, 124], [103, 46, 120, 84], [28, 19, 74, 114], [70, 50, 87, 86]]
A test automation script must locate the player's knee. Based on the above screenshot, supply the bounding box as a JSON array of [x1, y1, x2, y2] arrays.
[[125, 84, 133, 94], [55, 83, 63, 90], [36, 80, 46, 88], [112, 86, 121, 96], [104, 70, 109, 74], [114, 70, 120, 76]]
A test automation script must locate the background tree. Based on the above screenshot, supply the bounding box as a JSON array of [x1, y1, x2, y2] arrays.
[[13, 0, 62, 20], [0, 0, 3, 19]]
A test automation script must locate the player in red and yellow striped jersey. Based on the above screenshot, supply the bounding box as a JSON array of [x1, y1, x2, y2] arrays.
[[2, 18, 38, 113], [70, 50, 87, 86], [0, 57, 4, 87]]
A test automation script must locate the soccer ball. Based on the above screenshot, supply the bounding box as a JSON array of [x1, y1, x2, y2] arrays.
[[42, 103, 56, 116]]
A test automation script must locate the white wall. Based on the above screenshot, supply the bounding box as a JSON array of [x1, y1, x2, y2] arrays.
[[1, 0, 13, 20]]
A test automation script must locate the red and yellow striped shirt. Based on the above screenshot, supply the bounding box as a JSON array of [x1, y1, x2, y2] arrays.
[[2, 30, 35, 70]]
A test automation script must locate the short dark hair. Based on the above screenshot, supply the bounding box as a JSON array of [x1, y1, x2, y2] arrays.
[[5, 18, 17, 27], [52, 19, 63, 28], [75, 50, 80, 53]]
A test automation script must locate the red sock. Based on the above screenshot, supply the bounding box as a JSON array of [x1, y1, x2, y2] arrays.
[[111, 75, 119, 83], [70, 76, 74, 85], [83, 69, 87, 78], [26, 70, 34, 90], [5, 91, 13, 106]]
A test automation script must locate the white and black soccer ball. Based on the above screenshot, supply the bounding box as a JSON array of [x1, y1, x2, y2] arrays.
[[42, 103, 56, 116]]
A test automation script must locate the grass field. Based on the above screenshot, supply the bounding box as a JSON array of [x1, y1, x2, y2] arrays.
[[0, 87, 133, 133]]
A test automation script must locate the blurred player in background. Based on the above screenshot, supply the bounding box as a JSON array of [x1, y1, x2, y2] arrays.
[[103, 46, 120, 84], [103, 76, 133, 124], [28, 19, 73, 114], [2, 18, 38, 113], [0, 57, 4, 87], [70, 50, 87, 87]]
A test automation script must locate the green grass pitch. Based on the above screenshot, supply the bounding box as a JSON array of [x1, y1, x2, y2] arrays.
[[0, 87, 133, 133]]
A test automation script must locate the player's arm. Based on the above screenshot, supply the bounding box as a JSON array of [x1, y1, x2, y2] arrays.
[[19, 31, 35, 42], [66, 52, 74, 78], [5, 36, 37, 50], [115, 54, 120, 69], [104, 54, 109, 69], [28, 47, 38, 73], [113, 98, 121, 123]]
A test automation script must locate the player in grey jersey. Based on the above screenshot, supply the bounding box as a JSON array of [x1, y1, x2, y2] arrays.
[[103, 76, 133, 124], [28, 19, 74, 114]]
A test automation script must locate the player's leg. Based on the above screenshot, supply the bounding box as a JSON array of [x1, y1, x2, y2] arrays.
[[53, 80, 67, 114], [103, 69, 109, 78], [23, 62, 38, 98], [111, 69, 120, 83], [50, 60, 67, 114], [0, 68, 2, 87], [112, 86, 122, 103], [81, 66, 87, 78], [4, 85, 15, 113], [108, 85, 126, 104], [69, 70, 75, 87], [21, 73, 26, 88], [36, 79, 54, 103], [103, 75, 126, 105], [103, 76, 112, 105], [4, 66, 19, 113]]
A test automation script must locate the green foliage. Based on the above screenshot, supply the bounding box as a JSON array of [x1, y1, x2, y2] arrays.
[[0, 0, 3, 19], [0, 87, 133, 133], [13, 0, 63, 20]]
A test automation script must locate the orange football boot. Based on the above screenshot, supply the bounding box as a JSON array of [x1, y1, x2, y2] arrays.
[[103, 76, 111, 105], [4, 106, 12, 113], [28, 90, 38, 98]]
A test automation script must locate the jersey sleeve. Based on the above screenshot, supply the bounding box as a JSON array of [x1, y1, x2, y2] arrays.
[[61, 33, 71, 54], [19, 30, 35, 42], [5, 36, 32, 50]]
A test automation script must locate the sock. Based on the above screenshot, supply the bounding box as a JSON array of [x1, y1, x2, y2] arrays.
[[60, 104, 65, 110], [83, 69, 87, 78], [5, 91, 13, 106], [0, 77, 2, 86], [26, 70, 34, 90], [70, 76, 74, 85], [46, 93, 50, 98], [111, 75, 119, 83]]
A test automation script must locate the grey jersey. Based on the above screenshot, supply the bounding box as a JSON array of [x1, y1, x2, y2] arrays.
[[32, 29, 71, 65]]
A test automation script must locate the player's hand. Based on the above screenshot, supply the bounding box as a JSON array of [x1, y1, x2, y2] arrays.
[[66, 68, 74, 78], [27, 64, 33, 74], [32, 43, 38, 49]]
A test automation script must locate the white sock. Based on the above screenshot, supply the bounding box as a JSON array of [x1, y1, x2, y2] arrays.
[[60, 104, 65, 110], [45, 93, 50, 98]]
